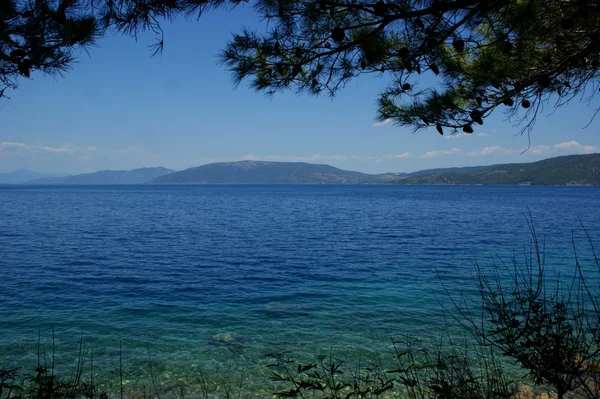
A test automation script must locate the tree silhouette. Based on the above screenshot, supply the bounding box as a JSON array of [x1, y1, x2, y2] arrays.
[[0, 0, 98, 98], [452, 223, 600, 399], [220, 0, 600, 134], [0, 0, 228, 99], [2, 0, 600, 135]]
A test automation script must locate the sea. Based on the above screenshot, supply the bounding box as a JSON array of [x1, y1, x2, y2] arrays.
[[0, 184, 599, 395]]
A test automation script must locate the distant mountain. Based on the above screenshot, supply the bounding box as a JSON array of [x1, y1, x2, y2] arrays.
[[15, 154, 600, 186], [27, 167, 173, 185], [0, 169, 64, 184], [151, 161, 399, 184], [395, 154, 600, 185]]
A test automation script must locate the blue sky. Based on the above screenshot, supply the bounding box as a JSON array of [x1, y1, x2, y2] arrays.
[[1, 6, 599, 175]]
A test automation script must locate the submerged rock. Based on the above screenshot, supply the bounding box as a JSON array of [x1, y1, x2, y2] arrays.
[[210, 332, 241, 344], [209, 332, 245, 351]]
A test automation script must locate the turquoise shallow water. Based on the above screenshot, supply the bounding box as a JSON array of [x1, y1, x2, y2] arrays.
[[0, 184, 599, 392]]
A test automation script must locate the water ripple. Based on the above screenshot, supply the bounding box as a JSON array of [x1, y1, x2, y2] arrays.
[[0, 184, 598, 379]]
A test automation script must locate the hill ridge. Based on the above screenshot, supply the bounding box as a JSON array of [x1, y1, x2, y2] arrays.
[[394, 153, 600, 186], [151, 160, 399, 184], [152, 154, 600, 185], [27, 167, 173, 185], [11, 154, 600, 185]]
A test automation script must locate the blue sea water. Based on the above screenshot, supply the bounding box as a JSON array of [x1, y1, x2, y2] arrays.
[[0, 185, 599, 392]]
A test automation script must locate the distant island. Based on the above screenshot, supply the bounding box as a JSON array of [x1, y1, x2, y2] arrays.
[[26, 167, 173, 185], [0, 169, 64, 184], [393, 153, 600, 186], [151, 154, 600, 185], [3, 153, 598, 186], [151, 161, 402, 184]]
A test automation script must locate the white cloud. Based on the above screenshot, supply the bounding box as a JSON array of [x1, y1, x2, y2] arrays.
[[381, 153, 411, 160], [372, 118, 394, 127], [462, 141, 597, 157], [583, 146, 596, 153], [553, 141, 580, 150], [0, 141, 75, 154], [420, 148, 460, 158], [530, 145, 550, 155], [0, 141, 140, 163], [42, 146, 74, 153], [0, 142, 28, 149], [467, 146, 504, 156], [553, 141, 598, 153]]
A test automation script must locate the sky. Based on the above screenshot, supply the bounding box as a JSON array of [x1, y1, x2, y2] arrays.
[[1, 6, 599, 175]]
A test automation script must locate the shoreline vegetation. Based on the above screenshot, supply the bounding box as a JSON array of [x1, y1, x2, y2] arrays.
[[3, 223, 600, 399]]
